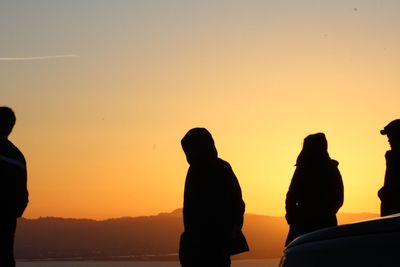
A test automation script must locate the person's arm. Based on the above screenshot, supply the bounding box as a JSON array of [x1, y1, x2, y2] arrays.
[[285, 168, 300, 224], [225, 163, 245, 229], [15, 160, 28, 217]]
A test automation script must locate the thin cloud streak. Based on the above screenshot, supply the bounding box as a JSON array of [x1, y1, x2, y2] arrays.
[[0, 54, 79, 61]]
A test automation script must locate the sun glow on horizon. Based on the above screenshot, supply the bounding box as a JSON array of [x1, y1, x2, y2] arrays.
[[2, 1, 399, 219]]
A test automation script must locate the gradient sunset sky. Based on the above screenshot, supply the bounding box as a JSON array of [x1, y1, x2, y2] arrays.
[[1, 0, 399, 219]]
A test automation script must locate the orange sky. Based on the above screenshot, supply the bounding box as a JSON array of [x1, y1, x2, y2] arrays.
[[1, 1, 399, 219]]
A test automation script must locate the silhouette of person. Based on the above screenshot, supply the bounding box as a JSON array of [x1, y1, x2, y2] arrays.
[[0, 107, 29, 267], [285, 133, 343, 246], [179, 128, 249, 267], [378, 119, 400, 216]]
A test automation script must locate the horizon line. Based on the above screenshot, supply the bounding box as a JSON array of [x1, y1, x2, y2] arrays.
[[21, 210, 380, 221]]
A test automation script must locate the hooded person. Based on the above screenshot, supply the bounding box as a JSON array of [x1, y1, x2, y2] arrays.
[[378, 119, 400, 216], [285, 133, 344, 246], [179, 128, 249, 267]]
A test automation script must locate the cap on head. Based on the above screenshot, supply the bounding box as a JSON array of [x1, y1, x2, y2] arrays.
[[0, 106, 16, 137], [380, 119, 400, 136]]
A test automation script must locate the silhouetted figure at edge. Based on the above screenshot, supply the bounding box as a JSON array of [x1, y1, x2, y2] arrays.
[[285, 133, 343, 246], [179, 128, 249, 267], [378, 119, 400, 217], [0, 107, 29, 267]]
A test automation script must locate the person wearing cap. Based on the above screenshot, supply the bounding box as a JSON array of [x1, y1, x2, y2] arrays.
[[179, 128, 249, 267], [378, 119, 400, 216], [0, 107, 29, 267]]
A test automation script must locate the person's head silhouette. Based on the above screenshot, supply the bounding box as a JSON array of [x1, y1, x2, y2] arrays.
[[296, 133, 329, 165], [381, 119, 400, 151], [0, 106, 16, 138], [181, 128, 218, 165]]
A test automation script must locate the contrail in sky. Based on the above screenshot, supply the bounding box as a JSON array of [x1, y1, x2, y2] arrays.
[[0, 54, 79, 61]]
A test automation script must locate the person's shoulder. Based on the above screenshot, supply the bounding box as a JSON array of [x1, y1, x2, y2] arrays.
[[330, 159, 339, 167], [0, 139, 26, 164], [327, 159, 341, 177], [216, 158, 231, 168], [216, 158, 237, 176], [385, 150, 400, 159]]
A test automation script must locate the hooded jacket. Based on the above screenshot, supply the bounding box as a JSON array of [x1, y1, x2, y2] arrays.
[[180, 128, 248, 256], [284, 133, 344, 246]]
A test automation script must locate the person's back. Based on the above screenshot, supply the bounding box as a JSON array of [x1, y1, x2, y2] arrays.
[[183, 158, 244, 239], [287, 159, 342, 222], [285, 133, 344, 246], [0, 138, 28, 218], [0, 107, 29, 267]]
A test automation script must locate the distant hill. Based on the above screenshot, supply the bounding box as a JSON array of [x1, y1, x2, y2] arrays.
[[15, 210, 378, 260]]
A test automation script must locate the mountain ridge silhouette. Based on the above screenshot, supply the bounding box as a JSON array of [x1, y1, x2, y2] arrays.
[[15, 209, 378, 260]]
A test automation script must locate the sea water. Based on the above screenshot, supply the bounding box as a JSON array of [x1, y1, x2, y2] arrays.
[[18, 259, 280, 267]]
